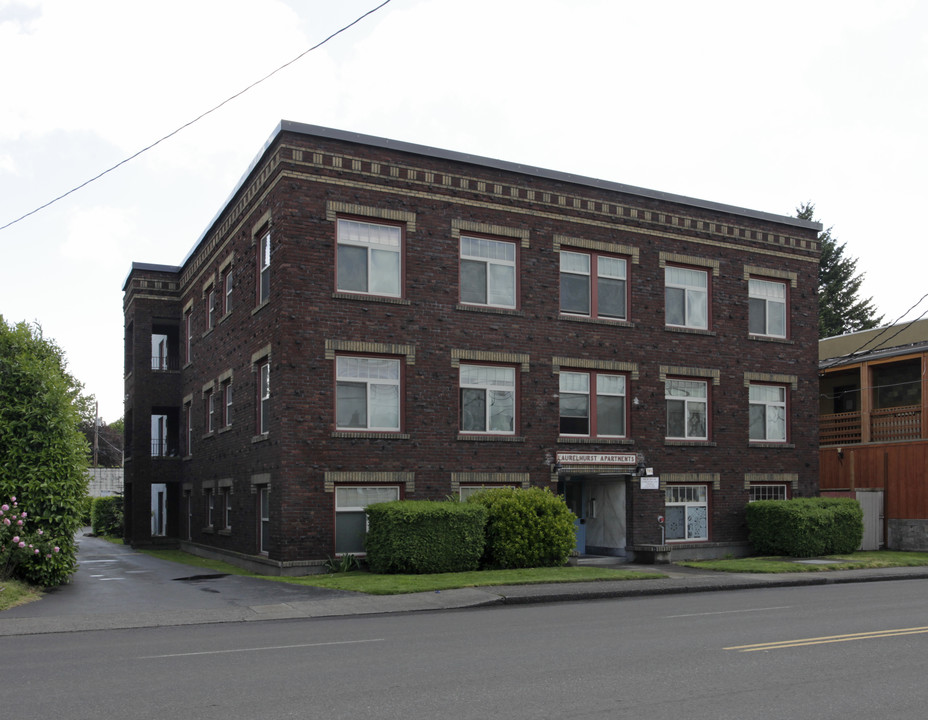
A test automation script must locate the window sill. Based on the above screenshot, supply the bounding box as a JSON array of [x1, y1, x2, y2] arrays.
[[455, 304, 524, 317], [218, 529, 232, 537], [218, 425, 233, 435], [219, 312, 232, 325], [748, 334, 793, 344], [664, 326, 715, 337], [331, 431, 410, 439], [251, 300, 270, 316], [332, 292, 410, 306], [749, 442, 795, 449], [664, 440, 717, 447], [457, 434, 525, 442], [201, 327, 214, 339], [559, 315, 634, 328], [251, 433, 270, 444], [557, 436, 635, 445], [201, 433, 215, 440]]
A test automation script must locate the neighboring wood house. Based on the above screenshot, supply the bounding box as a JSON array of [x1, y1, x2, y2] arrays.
[[819, 319, 928, 550]]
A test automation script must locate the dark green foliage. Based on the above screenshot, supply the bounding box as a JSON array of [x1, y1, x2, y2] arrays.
[[466, 487, 576, 569], [323, 554, 360, 573], [365, 501, 487, 574], [91, 496, 124, 536], [747, 497, 864, 557], [0, 318, 89, 585], [797, 203, 883, 338], [79, 494, 93, 526]]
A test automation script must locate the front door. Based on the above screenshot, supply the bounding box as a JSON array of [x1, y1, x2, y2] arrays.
[[564, 482, 586, 554], [584, 479, 627, 556]]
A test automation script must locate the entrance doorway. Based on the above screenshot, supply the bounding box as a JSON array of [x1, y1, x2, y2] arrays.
[[151, 483, 167, 537], [561, 476, 627, 557]]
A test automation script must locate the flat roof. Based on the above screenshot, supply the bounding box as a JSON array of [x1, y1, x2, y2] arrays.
[[819, 317, 928, 366]]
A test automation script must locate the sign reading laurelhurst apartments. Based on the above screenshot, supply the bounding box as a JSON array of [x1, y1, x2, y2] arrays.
[[557, 453, 638, 466]]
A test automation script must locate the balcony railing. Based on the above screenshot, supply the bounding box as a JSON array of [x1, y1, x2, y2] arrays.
[[820, 404, 922, 445], [151, 355, 180, 371]]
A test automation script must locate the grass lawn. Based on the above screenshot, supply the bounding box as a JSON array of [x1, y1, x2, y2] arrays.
[[676, 550, 928, 573], [0, 578, 43, 612]]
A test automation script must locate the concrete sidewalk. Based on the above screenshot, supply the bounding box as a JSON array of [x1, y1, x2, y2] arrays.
[[3, 535, 928, 636]]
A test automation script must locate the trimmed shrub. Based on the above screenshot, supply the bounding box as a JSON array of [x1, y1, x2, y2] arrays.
[[747, 497, 863, 557], [466, 487, 576, 569], [91, 496, 124, 537], [79, 494, 94, 526], [365, 500, 487, 574]]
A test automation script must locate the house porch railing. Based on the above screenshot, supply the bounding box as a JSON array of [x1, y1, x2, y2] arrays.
[[820, 404, 922, 445]]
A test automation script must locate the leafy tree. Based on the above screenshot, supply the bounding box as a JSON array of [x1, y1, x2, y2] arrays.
[[798, 202, 883, 338], [0, 317, 88, 585], [80, 416, 124, 467]]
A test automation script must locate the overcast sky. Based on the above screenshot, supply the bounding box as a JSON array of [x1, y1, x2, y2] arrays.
[[2, 0, 926, 421]]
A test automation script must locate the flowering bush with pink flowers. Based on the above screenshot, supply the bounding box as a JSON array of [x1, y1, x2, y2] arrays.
[[0, 497, 62, 583]]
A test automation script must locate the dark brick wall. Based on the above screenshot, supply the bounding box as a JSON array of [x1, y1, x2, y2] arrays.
[[125, 127, 820, 563]]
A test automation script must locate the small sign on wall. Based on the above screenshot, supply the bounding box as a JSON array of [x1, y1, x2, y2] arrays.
[[640, 476, 660, 490]]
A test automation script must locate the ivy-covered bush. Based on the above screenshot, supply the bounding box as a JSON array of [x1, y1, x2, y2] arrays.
[[0, 318, 88, 586], [466, 487, 576, 569], [365, 500, 487, 574], [91, 496, 124, 537], [747, 497, 864, 557]]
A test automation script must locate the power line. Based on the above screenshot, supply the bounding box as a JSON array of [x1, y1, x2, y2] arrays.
[[0, 0, 392, 233]]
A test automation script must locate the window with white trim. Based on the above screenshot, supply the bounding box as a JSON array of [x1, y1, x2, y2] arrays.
[[560, 250, 627, 320], [749, 484, 787, 502], [335, 485, 400, 554], [221, 487, 232, 530], [258, 232, 271, 304], [184, 308, 193, 364], [258, 486, 270, 554], [665, 266, 708, 329], [258, 361, 270, 435], [336, 356, 401, 431], [205, 389, 215, 433], [665, 379, 708, 440], [206, 490, 215, 528], [749, 384, 787, 442], [460, 236, 517, 309], [207, 286, 217, 330], [749, 278, 786, 337], [184, 401, 193, 456], [337, 219, 402, 297], [559, 371, 626, 437], [665, 485, 708, 541], [221, 379, 233, 428], [223, 269, 233, 315], [460, 364, 516, 434]]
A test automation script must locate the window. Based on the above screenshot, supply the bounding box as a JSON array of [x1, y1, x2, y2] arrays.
[[207, 287, 217, 330], [749, 484, 787, 502], [749, 384, 787, 442], [666, 379, 708, 440], [560, 250, 627, 320], [258, 487, 270, 554], [460, 364, 516, 434], [665, 485, 708, 541], [184, 308, 193, 364], [258, 361, 270, 434], [460, 235, 516, 308], [335, 485, 400, 554], [221, 487, 232, 530], [258, 231, 271, 304], [559, 371, 626, 437], [205, 389, 215, 433], [222, 379, 233, 428], [665, 266, 708, 329], [151, 413, 167, 457], [336, 219, 402, 297], [184, 402, 193, 456], [206, 490, 215, 528], [749, 278, 786, 337], [223, 269, 233, 314], [336, 356, 401, 431]]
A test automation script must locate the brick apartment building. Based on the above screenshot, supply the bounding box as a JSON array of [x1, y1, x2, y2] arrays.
[[122, 121, 822, 573]]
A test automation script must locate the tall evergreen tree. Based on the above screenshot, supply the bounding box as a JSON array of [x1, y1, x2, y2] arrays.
[[798, 202, 883, 338]]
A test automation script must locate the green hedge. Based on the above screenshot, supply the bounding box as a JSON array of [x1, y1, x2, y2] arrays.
[[91, 496, 124, 537], [746, 497, 864, 557], [365, 500, 487, 574], [466, 487, 576, 569]]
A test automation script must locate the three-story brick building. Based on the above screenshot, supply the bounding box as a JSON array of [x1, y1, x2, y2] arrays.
[[122, 121, 821, 573]]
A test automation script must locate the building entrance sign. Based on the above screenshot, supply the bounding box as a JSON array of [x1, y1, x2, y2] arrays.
[[557, 452, 638, 466]]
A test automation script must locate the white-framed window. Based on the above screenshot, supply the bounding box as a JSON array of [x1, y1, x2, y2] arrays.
[[560, 250, 627, 320], [258, 486, 270, 555], [666, 379, 708, 440], [221, 488, 232, 530], [184, 402, 193, 456], [336, 219, 402, 297], [749, 278, 787, 337], [749, 484, 788, 502], [207, 287, 217, 330], [335, 485, 400, 555], [459, 235, 517, 308], [206, 389, 215, 433], [223, 269, 233, 315], [258, 232, 271, 304], [206, 490, 215, 528], [665, 485, 708, 541], [459, 364, 516, 434], [559, 371, 626, 437], [665, 266, 708, 329], [336, 356, 401, 431], [258, 361, 270, 435], [184, 308, 194, 364], [749, 384, 787, 442], [222, 379, 233, 428]]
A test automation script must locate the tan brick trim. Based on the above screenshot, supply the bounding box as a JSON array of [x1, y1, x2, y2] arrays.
[[201, 273, 216, 296], [451, 349, 530, 372], [744, 473, 799, 490], [250, 473, 271, 493], [326, 201, 416, 232], [744, 265, 798, 288], [325, 339, 415, 365], [452, 219, 530, 248], [218, 252, 235, 274], [744, 371, 798, 389], [251, 344, 272, 366], [201, 380, 216, 395], [661, 473, 721, 490], [182, 298, 194, 314], [659, 252, 720, 276], [324, 471, 415, 493], [450, 472, 530, 493], [659, 365, 721, 385], [553, 235, 640, 264], [218, 368, 233, 384], [251, 210, 272, 241], [552, 356, 639, 379]]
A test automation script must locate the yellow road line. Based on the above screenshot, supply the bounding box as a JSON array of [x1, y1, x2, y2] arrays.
[[725, 626, 928, 652]]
